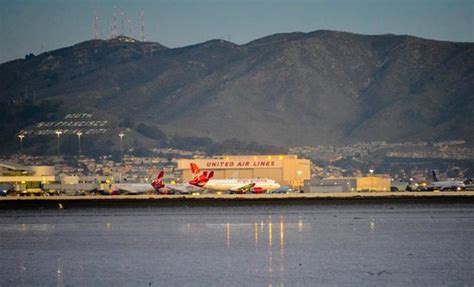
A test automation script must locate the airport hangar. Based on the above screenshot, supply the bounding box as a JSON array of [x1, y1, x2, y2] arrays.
[[177, 155, 311, 188]]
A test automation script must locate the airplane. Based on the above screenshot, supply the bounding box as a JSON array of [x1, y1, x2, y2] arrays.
[[188, 163, 280, 193], [165, 182, 205, 195], [151, 170, 208, 195], [112, 171, 165, 194], [419, 171, 465, 191]]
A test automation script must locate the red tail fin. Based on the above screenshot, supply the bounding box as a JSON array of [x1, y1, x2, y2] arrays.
[[190, 163, 200, 178], [151, 170, 165, 190], [157, 171, 164, 180], [188, 162, 215, 187]]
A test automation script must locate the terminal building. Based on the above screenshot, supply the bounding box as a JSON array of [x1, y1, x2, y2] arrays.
[[177, 155, 311, 188], [304, 175, 391, 192], [0, 162, 109, 195], [0, 162, 57, 194]]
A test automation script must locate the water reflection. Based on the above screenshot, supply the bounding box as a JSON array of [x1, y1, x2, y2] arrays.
[[255, 222, 259, 248], [268, 216, 273, 286], [56, 259, 63, 287], [369, 220, 375, 232], [19, 256, 26, 286], [226, 222, 230, 248], [17, 223, 55, 232], [298, 215, 304, 232], [208, 216, 296, 286], [279, 216, 285, 286], [280, 217, 284, 253], [2, 205, 471, 286]]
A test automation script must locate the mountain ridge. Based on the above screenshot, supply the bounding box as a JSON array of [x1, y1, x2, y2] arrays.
[[1, 30, 473, 155]]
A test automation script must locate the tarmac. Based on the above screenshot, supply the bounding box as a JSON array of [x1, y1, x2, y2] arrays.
[[1, 191, 473, 209]]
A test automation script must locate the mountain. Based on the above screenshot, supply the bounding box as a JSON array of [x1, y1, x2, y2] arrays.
[[0, 31, 473, 155]]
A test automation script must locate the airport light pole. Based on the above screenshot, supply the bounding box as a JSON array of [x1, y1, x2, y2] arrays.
[[118, 132, 125, 161], [76, 131, 83, 158], [369, 169, 374, 192], [55, 130, 62, 157], [18, 134, 25, 155]]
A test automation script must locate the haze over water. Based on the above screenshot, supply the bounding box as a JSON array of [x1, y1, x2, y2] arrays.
[[1, 203, 473, 286]]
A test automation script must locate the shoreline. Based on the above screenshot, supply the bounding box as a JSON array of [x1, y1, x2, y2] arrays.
[[1, 192, 473, 209]]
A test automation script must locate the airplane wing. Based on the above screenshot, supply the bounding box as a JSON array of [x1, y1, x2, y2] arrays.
[[113, 186, 140, 194], [113, 184, 151, 194], [230, 183, 256, 193], [168, 184, 203, 194]]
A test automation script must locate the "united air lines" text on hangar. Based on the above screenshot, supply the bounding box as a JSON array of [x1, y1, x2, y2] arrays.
[[177, 155, 310, 188]]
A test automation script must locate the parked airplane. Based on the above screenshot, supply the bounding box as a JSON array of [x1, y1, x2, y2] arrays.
[[419, 171, 465, 191], [152, 170, 208, 195], [112, 171, 165, 194], [189, 163, 280, 193], [166, 182, 204, 194]]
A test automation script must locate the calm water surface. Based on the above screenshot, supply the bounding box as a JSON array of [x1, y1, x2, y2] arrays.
[[1, 203, 473, 286]]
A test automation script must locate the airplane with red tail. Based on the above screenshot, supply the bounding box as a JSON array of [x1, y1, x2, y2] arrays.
[[189, 163, 214, 187], [188, 163, 280, 193], [112, 171, 165, 194], [153, 169, 208, 195]]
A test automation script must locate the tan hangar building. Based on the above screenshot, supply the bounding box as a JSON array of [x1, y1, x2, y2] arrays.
[[177, 155, 311, 188]]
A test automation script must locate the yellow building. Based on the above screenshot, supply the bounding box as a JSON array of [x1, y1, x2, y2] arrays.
[[0, 162, 57, 193], [177, 155, 310, 188], [305, 175, 391, 192], [356, 176, 391, 192]]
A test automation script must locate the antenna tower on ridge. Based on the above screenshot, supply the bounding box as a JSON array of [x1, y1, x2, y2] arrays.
[[94, 13, 99, 39], [141, 10, 145, 41], [120, 10, 125, 36], [112, 6, 117, 38], [128, 19, 132, 36]]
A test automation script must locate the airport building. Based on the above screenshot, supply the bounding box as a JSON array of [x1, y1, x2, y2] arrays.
[[0, 162, 110, 195], [177, 155, 311, 188], [304, 175, 391, 192], [0, 162, 57, 193]]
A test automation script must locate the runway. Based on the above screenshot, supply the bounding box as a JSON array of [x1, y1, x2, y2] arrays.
[[1, 191, 473, 209]]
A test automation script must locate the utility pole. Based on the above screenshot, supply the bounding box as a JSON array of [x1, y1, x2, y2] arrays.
[[369, 169, 374, 191], [76, 131, 83, 158], [55, 130, 62, 157], [118, 132, 125, 161], [18, 134, 25, 155]]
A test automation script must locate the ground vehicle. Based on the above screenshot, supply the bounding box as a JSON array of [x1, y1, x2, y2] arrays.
[[0, 184, 13, 196], [271, 186, 293, 194]]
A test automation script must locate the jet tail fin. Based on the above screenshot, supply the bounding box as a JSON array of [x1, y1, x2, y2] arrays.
[[432, 171, 438, 182], [191, 163, 200, 178], [151, 170, 165, 190], [189, 163, 213, 187]]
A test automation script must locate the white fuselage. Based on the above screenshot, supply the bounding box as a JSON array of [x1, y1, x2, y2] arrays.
[[112, 183, 154, 194], [429, 180, 465, 190], [202, 178, 280, 192]]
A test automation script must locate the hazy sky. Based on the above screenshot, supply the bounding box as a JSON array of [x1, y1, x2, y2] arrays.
[[1, 0, 472, 63]]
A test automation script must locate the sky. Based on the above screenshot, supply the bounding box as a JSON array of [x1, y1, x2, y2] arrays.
[[0, 0, 472, 63]]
